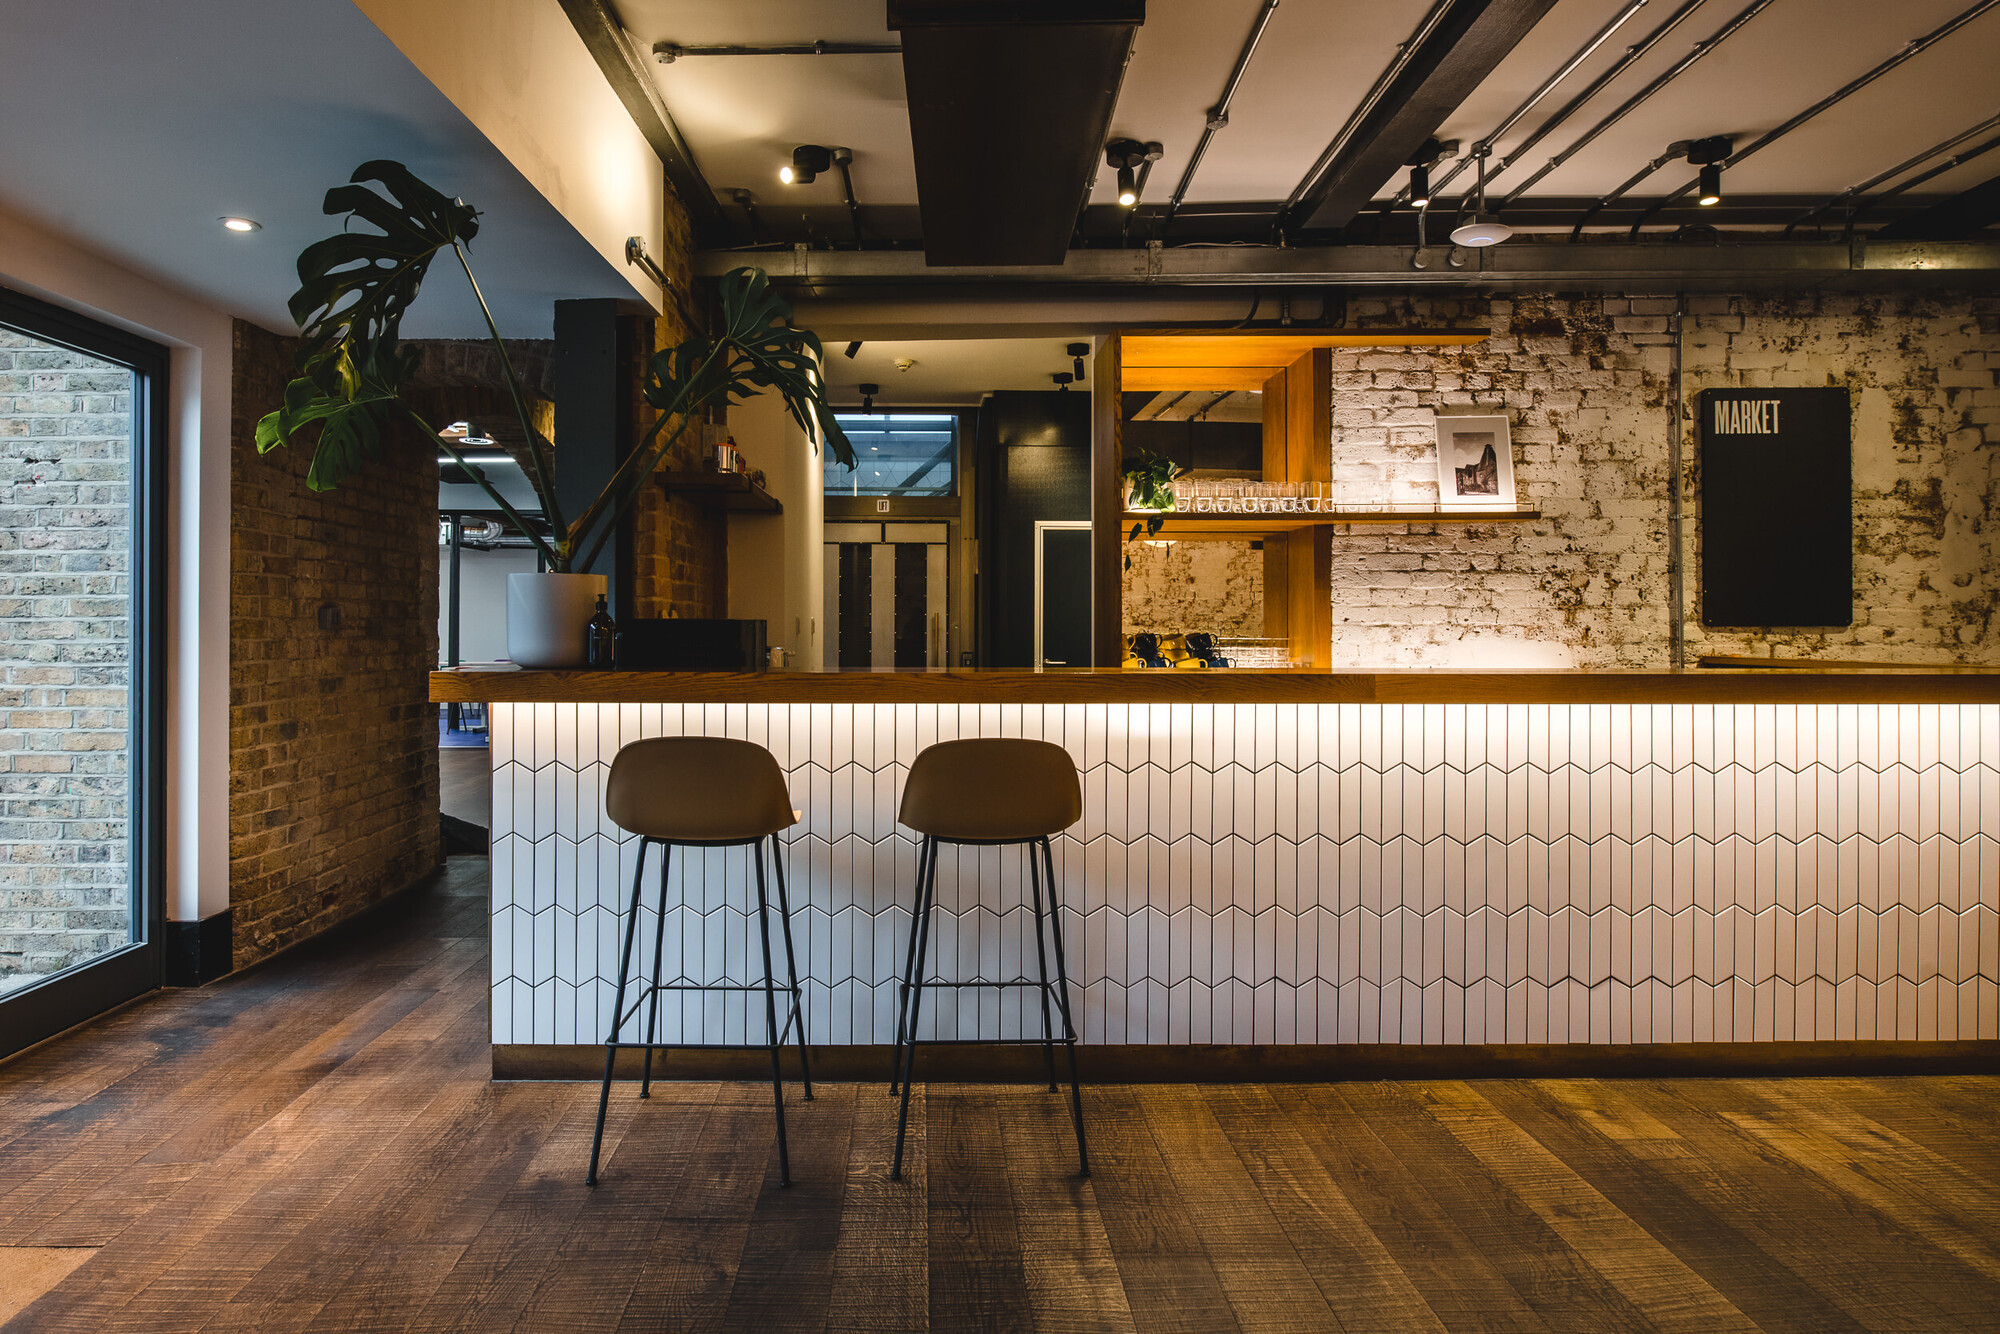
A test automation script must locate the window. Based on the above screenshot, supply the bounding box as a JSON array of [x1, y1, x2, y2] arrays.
[[0, 286, 166, 1058], [827, 413, 958, 497]]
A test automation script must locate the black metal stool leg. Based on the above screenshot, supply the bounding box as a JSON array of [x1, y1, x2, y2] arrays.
[[588, 839, 650, 1186], [639, 843, 673, 1099], [1027, 839, 1060, 1093], [1040, 837, 1090, 1178], [770, 834, 813, 1099], [889, 835, 935, 1096], [891, 837, 938, 1181], [752, 844, 793, 1188]]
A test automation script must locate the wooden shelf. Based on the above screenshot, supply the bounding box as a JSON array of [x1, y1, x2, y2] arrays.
[[657, 471, 782, 514], [1125, 508, 1541, 538]]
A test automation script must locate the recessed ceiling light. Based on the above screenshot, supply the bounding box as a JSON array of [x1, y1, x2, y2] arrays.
[[220, 216, 261, 233]]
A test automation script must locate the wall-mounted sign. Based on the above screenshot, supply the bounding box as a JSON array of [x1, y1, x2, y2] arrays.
[[1699, 387, 1851, 628]]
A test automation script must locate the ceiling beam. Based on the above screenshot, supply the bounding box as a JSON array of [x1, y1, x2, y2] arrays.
[[556, 0, 735, 246], [1870, 175, 2000, 241], [889, 0, 1143, 266], [696, 240, 2000, 294], [1284, 0, 1560, 235]]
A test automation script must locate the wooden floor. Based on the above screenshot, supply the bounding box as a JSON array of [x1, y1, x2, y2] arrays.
[[438, 745, 490, 828], [4, 861, 2000, 1332]]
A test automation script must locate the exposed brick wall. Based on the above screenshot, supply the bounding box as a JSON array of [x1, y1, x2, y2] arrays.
[[1123, 541, 1262, 637], [230, 319, 441, 969], [1127, 291, 2000, 667], [628, 182, 726, 617], [0, 330, 131, 989]]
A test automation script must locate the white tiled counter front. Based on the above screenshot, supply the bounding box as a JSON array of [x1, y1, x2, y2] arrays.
[[484, 698, 1998, 1049]]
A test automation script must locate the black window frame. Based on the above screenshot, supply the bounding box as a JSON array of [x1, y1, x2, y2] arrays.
[[0, 285, 169, 1060]]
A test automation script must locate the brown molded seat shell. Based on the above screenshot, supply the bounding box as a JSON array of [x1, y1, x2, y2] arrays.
[[605, 737, 796, 843], [897, 738, 1082, 842]]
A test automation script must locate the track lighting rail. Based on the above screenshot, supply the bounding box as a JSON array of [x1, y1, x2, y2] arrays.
[[1622, 0, 2000, 236], [652, 41, 901, 61], [1786, 113, 2000, 235], [1400, 0, 1653, 211], [1496, 0, 1773, 210], [1160, 0, 1281, 236]]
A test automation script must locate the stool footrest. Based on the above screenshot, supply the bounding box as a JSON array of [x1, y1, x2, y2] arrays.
[[895, 1036, 1078, 1047], [909, 978, 1057, 989], [604, 1040, 797, 1053]]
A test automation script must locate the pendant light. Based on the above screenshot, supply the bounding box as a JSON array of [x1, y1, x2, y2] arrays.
[[1449, 149, 1512, 248]]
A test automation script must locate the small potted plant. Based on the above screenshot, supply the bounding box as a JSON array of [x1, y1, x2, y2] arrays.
[[256, 161, 854, 667], [1120, 448, 1182, 566]]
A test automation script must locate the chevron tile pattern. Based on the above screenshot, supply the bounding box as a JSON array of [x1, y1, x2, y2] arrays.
[[487, 702, 1999, 1048]]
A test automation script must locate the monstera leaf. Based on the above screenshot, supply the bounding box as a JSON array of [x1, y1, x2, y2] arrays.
[[256, 162, 484, 494], [255, 337, 419, 492], [290, 160, 479, 363], [259, 163, 854, 573]]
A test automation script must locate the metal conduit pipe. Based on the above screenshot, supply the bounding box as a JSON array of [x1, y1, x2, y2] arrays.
[[1569, 139, 1702, 239], [1786, 112, 2000, 234], [1279, 0, 1457, 227], [1622, 0, 2000, 237], [1842, 133, 2000, 233], [1496, 0, 1773, 210], [1391, 0, 1655, 211], [1160, 0, 1281, 237]]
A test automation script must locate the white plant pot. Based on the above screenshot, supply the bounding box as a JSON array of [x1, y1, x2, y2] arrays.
[[506, 572, 606, 669]]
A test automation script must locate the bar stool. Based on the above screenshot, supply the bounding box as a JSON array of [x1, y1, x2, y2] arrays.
[[586, 736, 812, 1188], [889, 738, 1088, 1179]]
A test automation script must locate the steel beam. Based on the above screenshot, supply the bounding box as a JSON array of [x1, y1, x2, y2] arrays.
[[697, 240, 2000, 290]]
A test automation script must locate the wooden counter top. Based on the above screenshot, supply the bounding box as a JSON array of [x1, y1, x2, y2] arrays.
[[431, 666, 2000, 706]]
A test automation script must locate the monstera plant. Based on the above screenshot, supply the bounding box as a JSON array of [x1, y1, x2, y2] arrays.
[[256, 160, 854, 588]]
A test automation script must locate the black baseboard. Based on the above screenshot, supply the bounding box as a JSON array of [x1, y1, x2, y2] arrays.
[[494, 1039, 2000, 1083], [164, 909, 233, 986]]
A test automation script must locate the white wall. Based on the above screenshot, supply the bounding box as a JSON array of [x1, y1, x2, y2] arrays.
[[1, 204, 232, 923], [441, 546, 539, 664], [352, 0, 664, 313], [727, 392, 826, 669]]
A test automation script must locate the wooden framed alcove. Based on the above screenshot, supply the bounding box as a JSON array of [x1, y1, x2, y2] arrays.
[[1091, 328, 1489, 668]]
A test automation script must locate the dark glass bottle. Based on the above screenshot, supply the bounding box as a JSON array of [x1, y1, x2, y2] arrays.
[[586, 595, 617, 670]]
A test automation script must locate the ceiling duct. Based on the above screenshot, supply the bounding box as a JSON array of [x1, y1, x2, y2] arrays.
[[888, 0, 1143, 266]]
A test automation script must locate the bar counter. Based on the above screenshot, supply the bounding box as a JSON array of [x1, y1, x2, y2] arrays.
[[432, 668, 2000, 1074]]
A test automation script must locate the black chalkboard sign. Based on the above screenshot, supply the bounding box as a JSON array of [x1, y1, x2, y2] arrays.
[[1699, 387, 1852, 628]]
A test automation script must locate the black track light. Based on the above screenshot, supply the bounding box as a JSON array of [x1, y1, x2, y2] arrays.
[[1409, 163, 1431, 209], [781, 144, 832, 185], [858, 381, 879, 413], [844, 341, 862, 359], [1684, 135, 1732, 207], [1105, 139, 1160, 208], [1067, 342, 1089, 378], [1053, 372, 1073, 393], [1697, 162, 1722, 207]]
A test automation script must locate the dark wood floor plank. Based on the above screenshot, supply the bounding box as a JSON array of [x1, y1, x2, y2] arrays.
[[1082, 1085, 1242, 1334], [712, 1083, 855, 1333], [1352, 1082, 1660, 1334], [1138, 1086, 1339, 1333], [1615, 1078, 2000, 1330], [1287, 1085, 1556, 1334], [1407, 1081, 1757, 1334], [5, 856, 1999, 1334], [995, 1085, 1135, 1334], [927, 1086, 1036, 1334], [1808, 1078, 2000, 1193], [1207, 1085, 1448, 1333], [1484, 1080, 1889, 1334], [823, 1083, 928, 1333]]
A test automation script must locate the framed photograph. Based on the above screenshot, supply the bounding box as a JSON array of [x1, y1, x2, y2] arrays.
[[1433, 413, 1515, 508]]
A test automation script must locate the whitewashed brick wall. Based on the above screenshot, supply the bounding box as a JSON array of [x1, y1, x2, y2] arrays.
[[1124, 291, 2000, 668]]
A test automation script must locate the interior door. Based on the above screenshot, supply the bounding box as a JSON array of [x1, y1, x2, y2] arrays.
[[824, 524, 949, 668], [1036, 522, 1093, 669]]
